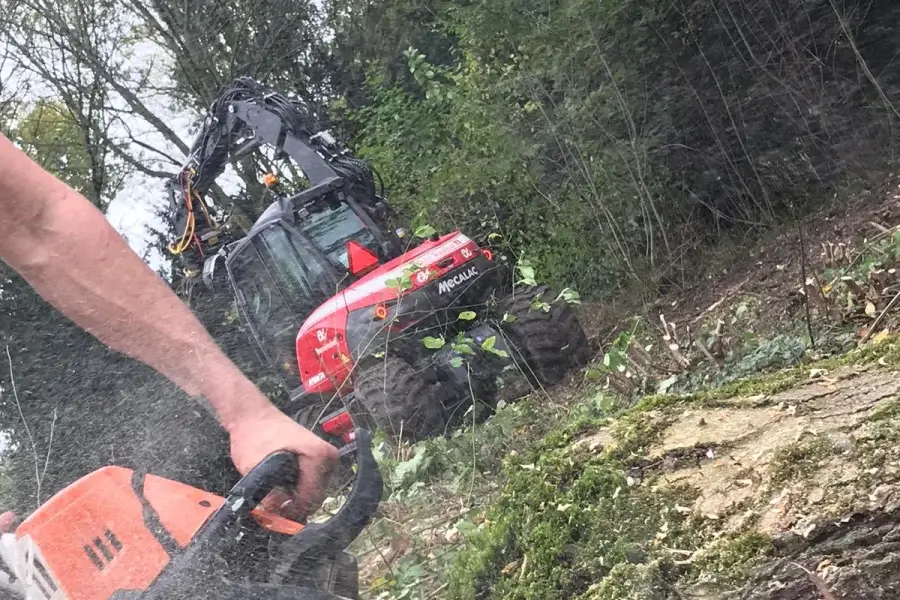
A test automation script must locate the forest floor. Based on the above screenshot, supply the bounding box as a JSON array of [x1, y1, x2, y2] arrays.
[[342, 175, 900, 600]]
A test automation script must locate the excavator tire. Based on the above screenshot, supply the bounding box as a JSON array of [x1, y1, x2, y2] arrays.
[[352, 355, 449, 443], [497, 283, 592, 387]]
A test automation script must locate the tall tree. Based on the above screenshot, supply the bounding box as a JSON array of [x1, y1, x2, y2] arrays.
[[125, 0, 333, 111], [120, 0, 339, 222], [0, 0, 186, 184], [13, 99, 127, 206]]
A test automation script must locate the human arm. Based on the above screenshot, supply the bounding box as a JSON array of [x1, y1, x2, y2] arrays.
[[0, 132, 336, 519]]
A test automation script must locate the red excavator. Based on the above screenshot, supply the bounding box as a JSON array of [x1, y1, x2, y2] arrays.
[[164, 77, 591, 445], [0, 77, 592, 600]]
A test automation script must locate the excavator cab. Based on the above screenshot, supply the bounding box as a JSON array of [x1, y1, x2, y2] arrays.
[[168, 76, 413, 421], [203, 177, 404, 397]]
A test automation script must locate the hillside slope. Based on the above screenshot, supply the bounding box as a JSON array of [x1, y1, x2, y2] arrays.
[[351, 182, 900, 600]]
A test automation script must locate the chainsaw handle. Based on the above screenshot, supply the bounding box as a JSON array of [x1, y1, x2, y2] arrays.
[[229, 450, 299, 511], [135, 427, 382, 599], [271, 427, 382, 579]]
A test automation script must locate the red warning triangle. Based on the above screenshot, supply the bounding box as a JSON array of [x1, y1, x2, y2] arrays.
[[347, 240, 379, 275]]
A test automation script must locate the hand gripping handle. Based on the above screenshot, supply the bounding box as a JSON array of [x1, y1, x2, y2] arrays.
[[268, 428, 383, 584], [134, 428, 383, 599]]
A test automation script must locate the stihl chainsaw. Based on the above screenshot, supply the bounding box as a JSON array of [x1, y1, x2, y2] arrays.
[[0, 428, 383, 600]]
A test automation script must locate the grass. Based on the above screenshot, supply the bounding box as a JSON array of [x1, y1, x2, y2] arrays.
[[357, 328, 900, 599]]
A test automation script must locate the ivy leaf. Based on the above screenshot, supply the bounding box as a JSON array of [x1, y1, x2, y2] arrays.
[[414, 225, 437, 238], [458, 310, 477, 321], [453, 343, 476, 355], [481, 336, 509, 358], [423, 335, 446, 349]]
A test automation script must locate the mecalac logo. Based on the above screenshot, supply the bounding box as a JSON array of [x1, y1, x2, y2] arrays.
[[438, 266, 479, 295]]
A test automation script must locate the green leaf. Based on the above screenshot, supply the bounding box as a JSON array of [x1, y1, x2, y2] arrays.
[[488, 232, 502, 240], [481, 336, 509, 357], [555, 287, 581, 305], [449, 356, 464, 368], [502, 312, 517, 323], [517, 262, 537, 286], [656, 375, 679, 394], [414, 225, 437, 238], [531, 298, 551, 312], [453, 343, 476, 355], [584, 368, 605, 381], [458, 310, 477, 321], [423, 335, 446, 349]]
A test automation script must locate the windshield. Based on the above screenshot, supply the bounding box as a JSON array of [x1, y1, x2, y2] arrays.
[[298, 201, 380, 271]]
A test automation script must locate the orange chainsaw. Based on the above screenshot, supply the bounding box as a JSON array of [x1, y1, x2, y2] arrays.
[[0, 428, 382, 600]]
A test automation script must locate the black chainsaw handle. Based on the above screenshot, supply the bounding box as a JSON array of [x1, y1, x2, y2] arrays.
[[269, 428, 384, 583], [231, 427, 382, 528], [134, 427, 383, 599], [226, 449, 299, 515]]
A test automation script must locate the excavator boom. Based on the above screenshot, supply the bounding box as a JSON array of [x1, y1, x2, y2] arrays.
[[165, 77, 389, 280]]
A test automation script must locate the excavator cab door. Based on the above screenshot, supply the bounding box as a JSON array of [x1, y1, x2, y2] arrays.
[[225, 221, 341, 394]]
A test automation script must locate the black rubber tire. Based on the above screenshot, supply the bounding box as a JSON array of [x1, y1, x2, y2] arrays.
[[497, 283, 592, 387], [352, 355, 449, 443]]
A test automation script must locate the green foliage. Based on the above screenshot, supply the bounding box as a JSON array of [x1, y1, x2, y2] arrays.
[[444, 436, 704, 599], [14, 100, 100, 202], [328, 0, 900, 300], [672, 333, 810, 394], [369, 395, 550, 505]]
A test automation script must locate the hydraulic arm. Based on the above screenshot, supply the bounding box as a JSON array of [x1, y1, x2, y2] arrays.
[[164, 77, 387, 279]]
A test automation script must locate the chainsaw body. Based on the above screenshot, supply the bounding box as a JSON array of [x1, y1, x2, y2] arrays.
[[1, 429, 382, 600]]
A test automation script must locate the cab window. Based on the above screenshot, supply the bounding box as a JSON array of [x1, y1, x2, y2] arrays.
[[299, 202, 380, 271]]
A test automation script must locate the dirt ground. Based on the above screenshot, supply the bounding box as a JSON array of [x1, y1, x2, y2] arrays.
[[610, 360, 900, 599], [538, 179, 900, 599]]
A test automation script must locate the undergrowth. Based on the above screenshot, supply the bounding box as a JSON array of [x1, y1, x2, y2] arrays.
[[443, 440, 707, 599]]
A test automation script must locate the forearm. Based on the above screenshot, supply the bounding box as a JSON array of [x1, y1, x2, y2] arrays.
[[0, 135, 266, 431]]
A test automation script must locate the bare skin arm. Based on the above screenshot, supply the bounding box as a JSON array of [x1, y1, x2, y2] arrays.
[[0, 132, 337, 520]]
